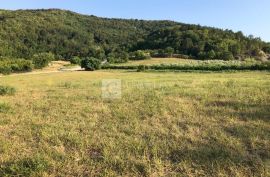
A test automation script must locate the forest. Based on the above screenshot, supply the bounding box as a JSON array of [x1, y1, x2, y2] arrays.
[[0, 9, 269, 70]]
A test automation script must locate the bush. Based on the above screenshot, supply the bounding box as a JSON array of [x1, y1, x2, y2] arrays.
[[107, 52, 129, 63], [137, 65, 147, 72], [32, 52, 55, 69], [0, 85, 16, 96], [0, 59, 33, 74], [131, 50, 151, 60], [70, 56, 81, 65], [81, 57, 101, 71]]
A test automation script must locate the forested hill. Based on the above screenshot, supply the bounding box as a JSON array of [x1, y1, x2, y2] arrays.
[[0, 9, 269, 60]]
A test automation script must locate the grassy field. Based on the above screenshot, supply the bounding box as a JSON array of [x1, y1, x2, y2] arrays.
[[107, 58, 270, 72], [0, 70, 270, 176], [114, 58, 198, 66]]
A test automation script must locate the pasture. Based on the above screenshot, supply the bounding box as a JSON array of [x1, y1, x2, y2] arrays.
[[0, 70, 269, 176]]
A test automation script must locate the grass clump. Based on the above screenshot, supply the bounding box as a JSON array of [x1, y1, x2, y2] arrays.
[[0, 103, 11, 113], [0, 85, 16, 96], [0, 155, 50, 176]]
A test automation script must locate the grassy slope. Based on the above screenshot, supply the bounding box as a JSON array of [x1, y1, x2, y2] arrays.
[[0, 71, 270, 176]]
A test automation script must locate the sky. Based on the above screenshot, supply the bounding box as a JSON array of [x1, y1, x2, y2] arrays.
[[1, 0, 269, 42]]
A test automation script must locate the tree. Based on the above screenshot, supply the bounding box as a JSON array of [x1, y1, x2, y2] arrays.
[[183, 38, 193, 50], [229, 43, 241, 56], [221, 51, 234, 60], [81, 57, 101, 71], [165, 47, 174, 57], [32, 52, 55, 69], [207, 50, 216, 59]]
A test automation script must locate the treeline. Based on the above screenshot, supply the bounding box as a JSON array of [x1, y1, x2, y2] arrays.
[[0, 9, 176, 60], [0, 9, 269, 63], [135, 26, 270, 60]]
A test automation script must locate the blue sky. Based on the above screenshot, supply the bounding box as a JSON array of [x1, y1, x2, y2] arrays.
[[1, 0, 269, 42]]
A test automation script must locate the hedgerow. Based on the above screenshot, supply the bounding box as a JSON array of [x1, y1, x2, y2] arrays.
[[0, 58, 33, 74], [102, 60, 270, 71]]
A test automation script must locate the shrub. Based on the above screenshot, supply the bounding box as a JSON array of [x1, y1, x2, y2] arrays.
[[32, 52, 55, 69], [137, 65, 147, 72], [107, 52, 129, 63], [81, 57, 101, 71], [70, 56, 81, 65], [0, 85, 16, 96], [131, 50, 151, 60], [0, 59, 33, 74]]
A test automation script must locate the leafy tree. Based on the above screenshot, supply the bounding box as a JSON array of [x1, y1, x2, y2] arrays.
[[165, 47, 174, 57], [221, 51, 234, 60], [207, 50, 216, 59], [81, 57, 101, 71]]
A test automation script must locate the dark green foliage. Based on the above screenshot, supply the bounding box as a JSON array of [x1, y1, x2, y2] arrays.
[[262, 43, 270, 53], [70, 56, 81, 65], [0, 9, 268, 62], [0, 9, 176, 59], [107, 50, 129, 63], [0, 58, 33, 74], [0, 85, 16, 96], [221, 51, 234, 60], [32, 52, 55, 69], [81, 57, 101, 71], [137, 26, 269, 60]]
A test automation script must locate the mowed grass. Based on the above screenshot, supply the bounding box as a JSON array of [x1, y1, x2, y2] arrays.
[[0, 70, 270, 176]]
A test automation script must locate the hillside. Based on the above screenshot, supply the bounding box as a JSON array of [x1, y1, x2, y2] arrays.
[[0, 9, 269, 60]]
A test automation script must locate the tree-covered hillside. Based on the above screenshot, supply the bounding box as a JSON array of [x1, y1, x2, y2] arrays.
[[0, 9, 269, 61]]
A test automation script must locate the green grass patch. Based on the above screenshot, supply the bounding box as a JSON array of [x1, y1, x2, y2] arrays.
[[0, 103, 11, 113], [0, 155, 50, 176], [0, 85, 16, 96]]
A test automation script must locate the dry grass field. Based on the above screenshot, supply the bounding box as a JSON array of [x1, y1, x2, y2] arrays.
[[0, 70, 270, 176]]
